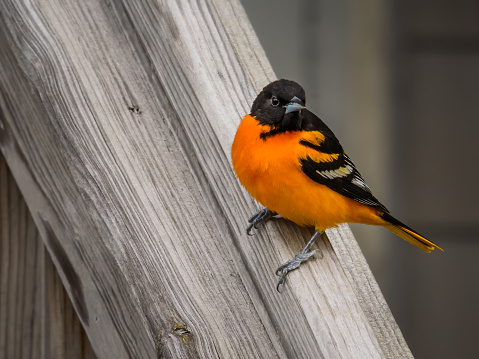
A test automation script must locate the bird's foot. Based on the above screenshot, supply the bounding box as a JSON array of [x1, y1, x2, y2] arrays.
[[275, 249, 318, 291], [275, 230, 324, 291], [246, 208, 275, 235]]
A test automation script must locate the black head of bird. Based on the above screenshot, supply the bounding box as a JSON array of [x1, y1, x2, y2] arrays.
[[250, 79, 306, 131]]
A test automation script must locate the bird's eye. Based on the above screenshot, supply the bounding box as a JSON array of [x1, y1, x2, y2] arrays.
[[271, 96, 280, 106]]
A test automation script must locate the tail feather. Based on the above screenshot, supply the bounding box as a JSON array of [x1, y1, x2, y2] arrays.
[[380, 212, 443, 253]]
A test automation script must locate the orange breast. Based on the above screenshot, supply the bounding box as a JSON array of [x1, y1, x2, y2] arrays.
[[231, 115, 380, 231]]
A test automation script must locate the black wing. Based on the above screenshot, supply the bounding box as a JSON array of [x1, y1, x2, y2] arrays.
[[299, 110, 388, 212]]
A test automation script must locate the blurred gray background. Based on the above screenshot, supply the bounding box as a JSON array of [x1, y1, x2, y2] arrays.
[[241, 0, 479, 358]]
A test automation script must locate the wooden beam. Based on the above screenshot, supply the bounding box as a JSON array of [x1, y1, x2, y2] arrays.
[[0, 0, 413, 358], [0, 155, 97, 359]]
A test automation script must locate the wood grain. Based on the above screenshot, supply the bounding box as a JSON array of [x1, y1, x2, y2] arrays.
[[0, 0, 412, 358], [0, 155, 97, 359]]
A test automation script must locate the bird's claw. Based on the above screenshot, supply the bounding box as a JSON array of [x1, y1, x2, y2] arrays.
[[275, 249, 319, 291], [246, 208, 275, 235], [274, 230, 324, 291]]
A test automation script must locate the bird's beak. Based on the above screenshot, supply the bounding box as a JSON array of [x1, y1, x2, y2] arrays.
[[284, 96, 306, 114]]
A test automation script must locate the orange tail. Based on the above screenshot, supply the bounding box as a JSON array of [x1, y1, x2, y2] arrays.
[[380, 212, 444, 253]]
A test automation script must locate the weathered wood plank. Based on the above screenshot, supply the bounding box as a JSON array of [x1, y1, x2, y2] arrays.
[[0, 0, 413, 358], [0, 155, 97, 359]]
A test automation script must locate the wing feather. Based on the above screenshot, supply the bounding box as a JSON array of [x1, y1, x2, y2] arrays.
[[298, 110, 388, 212]]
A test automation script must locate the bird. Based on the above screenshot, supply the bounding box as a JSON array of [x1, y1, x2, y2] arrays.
[[231, 79, 443, 290]]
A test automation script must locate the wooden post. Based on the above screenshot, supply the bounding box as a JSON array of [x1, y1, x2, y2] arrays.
[[0, 0, 413, 358], [0, 155, 97, 359]]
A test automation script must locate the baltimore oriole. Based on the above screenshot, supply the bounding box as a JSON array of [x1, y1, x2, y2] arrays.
[[231, 79, 443, 290]]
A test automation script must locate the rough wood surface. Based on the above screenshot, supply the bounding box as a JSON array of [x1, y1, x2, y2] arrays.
[[0, 0, 413, 358], [0, 155, 97, 359]]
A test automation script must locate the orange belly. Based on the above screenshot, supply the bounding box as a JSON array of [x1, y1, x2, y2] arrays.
[[231, 115, 381, 231]]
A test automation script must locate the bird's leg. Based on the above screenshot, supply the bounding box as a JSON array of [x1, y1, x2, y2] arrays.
[[246, 208, 276, 235], [276, 230, 323, 291]]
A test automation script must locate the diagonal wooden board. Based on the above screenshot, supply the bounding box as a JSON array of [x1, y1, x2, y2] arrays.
[[0, 0, 412, 358]]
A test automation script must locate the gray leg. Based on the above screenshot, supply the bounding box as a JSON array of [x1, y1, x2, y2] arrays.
[[276, 230, 323, 291], [246, 208, 276, 235]]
